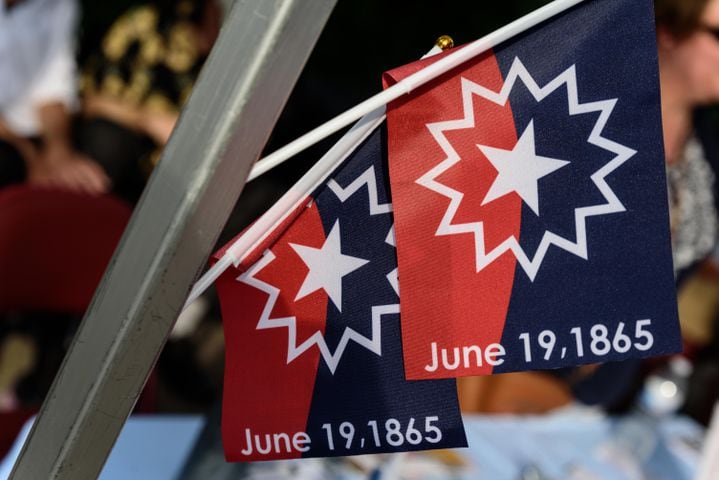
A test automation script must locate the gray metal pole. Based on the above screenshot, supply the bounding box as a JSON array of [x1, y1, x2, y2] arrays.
[[9, 0, 335, 478]]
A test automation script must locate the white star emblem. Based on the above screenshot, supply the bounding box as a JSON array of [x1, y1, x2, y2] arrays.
[[480, 120, 569, 215], [239, 165, 399, 374], [290, 220, 369, 312], [417, 57, 636, 280]]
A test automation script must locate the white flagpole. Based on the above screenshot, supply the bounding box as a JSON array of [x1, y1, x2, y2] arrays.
[[185, 0, 585, 307], [246, 0, 585, 182]]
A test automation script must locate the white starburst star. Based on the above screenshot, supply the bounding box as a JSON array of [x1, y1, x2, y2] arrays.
[[239, 165, 399, 374], [290, 220, 369, 312], [480, 120, 569, 215], [416, 57, 637, 281]]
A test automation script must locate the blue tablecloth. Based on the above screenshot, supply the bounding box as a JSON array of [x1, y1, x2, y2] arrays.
[[0, 410, 704, 480]]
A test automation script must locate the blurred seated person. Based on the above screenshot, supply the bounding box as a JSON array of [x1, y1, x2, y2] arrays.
[[657, 0, 719, 425], [0, 0, 110, 196], [1, 0, 220, 204], [80, 0, 220, 183], [657, 0, 719, 278]]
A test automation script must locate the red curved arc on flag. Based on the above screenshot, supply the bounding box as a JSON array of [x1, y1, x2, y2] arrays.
[[217, 201, 328, 461], [385, 49, 521, 379]]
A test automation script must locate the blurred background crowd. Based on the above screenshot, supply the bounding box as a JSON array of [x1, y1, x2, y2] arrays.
[[3, 0, 719, 477]]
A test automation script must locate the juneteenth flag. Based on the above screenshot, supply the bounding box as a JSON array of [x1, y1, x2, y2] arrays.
[[215, 124, 466, 462], [385, 0, 681, 379]]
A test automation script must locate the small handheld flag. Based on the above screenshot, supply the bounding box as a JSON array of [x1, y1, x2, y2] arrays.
[[216, 125, 466, 461], [385, 0, 681, 379]]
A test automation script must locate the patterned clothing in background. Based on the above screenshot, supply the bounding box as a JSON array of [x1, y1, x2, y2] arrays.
[[82, 0, 206, 120], [667, 135, 719, 273]]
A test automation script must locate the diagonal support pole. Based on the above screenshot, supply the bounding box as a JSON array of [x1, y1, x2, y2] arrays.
[[9, 0, 336, 478]]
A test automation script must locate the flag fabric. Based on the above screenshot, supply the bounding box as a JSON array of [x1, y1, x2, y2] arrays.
[[215, 125, 467, 462], [385, 0, 681, 380]]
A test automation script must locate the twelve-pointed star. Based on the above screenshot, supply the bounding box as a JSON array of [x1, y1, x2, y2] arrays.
[[290, 220, 369, 312], [478, 119, 570, 215]]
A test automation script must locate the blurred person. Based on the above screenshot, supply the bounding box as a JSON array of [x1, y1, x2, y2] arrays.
[[656, 0, 719, 277], [655, 0, 719, 425], [0, 0, 110, 195], [80, 0, 220, 186], [0, 0, 111, 413]]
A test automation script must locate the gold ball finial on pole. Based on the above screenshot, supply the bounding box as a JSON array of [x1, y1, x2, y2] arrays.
[[435, 35, 455, 51]]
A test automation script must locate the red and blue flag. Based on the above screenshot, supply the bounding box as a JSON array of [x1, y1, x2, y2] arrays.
[[385, 0, 681, 379], [216, 126, 467, 461]]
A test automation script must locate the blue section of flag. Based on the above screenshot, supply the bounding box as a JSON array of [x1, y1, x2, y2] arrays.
[[303, 126, 467, 456], [493, 0, 679, 372], [315, 132, 395, 347]]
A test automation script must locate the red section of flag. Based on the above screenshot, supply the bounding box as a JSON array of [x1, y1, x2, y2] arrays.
[[217, 202, 328, 461], [385, 50, 521, 379], [214, 200, 310, 270]]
